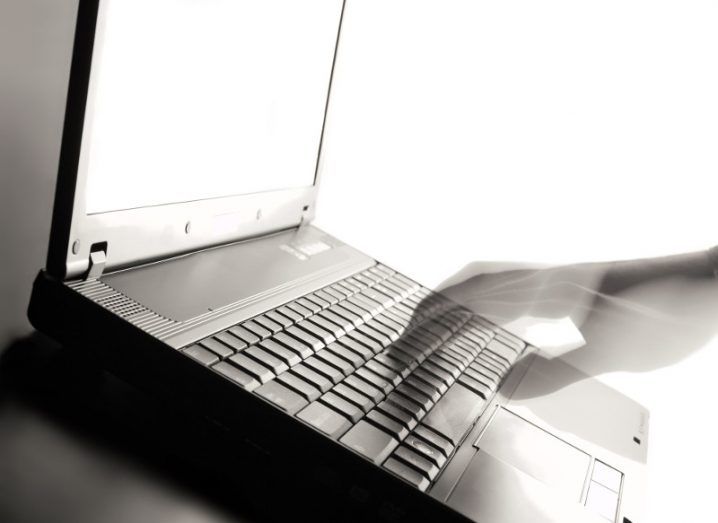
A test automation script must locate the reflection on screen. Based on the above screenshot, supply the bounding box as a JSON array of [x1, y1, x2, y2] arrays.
[[83, 0, 343, 214]]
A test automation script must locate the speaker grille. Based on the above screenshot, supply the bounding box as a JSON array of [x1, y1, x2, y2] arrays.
[[67, 279, 179, 337]]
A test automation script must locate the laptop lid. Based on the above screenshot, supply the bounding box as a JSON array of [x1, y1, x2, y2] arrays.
[[47, 0, 345, 280]]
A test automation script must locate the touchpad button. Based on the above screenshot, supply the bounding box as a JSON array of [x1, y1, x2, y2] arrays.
[[475, 408, 591, 502]]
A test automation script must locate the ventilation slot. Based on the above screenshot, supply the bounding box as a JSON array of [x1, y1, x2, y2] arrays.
[[67, 279, 179, 337]]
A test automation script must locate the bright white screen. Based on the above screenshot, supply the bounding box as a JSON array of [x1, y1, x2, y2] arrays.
[[83, 0, 343, 214]]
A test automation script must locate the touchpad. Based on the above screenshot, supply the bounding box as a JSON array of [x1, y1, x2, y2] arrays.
[[476, 408, 591, 502]]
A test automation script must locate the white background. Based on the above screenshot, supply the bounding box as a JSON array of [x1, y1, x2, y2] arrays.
[[317, 0, 718, 286], [1, 1, 717, 522], [314, 2, 718, 522]]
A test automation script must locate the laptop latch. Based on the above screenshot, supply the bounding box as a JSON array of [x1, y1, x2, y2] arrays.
[[85, 243, 108, 280]]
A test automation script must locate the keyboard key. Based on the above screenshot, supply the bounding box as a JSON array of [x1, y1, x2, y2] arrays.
[[291, 363, 332, 393], [287, 302, 313, 319], [386, 392, 426, 419], [340, 420, 399, 464], [436, 347, 469, 368], [403, 434, 447, 468], [319, 309, 354, 333], [494, 332, 525, 352], [391, 341, 425, 363], [366, 410, 409, 440], [276, 372, 321, 401], [355, 367, 394, 395], [361, 287, 394, 308], [463, 329, 490, 348], [342, 280, 365, 295], [258, 339, 302, 367], [422, 320, 453, 343], [273, 331, 314, 359], [404, 376, 441, 403], [340, 335, 377, 359], [394, 383, 433, 412], [298, 402, 351, 439], [457, 375, 493, 399], [306, 293, 331, 309], [277, 305, 305, 322], [254, 315, 283, 335], [213, 361, 260, 391], [365, 359, 401, 386], [413, 368, 449, 394], [346, 276, 369, 290], [244, 346, 289, 375], [384, 458, 430, 491], [463, 367, 498, 390], [322, 286, 347, 303], [183, 345, 219, 366], [485, 339, 519, 365], [469, 362, 501, 383], [255, 380, 308, 415], [228, 325, 260, 345], [422, 360, 457, 383], [320, 391, 363, 423], [443, 344, 474, 364], [285, 326, 324, 352], [314, 289, 339, 306], [413, 426, 454, 458], [337, 302, 372, 323], [394, 446, 440, 480], [476, 354, 506, 375], [328, 304, 363, 328], [480, 350, 511, 371], [242, 319, 272, 340], [296, 297, 323, 314], [353, 273, 377, 288], [297, 319, 335, 345], [348, 295, 381, 317], [380, 348, 417, 373], [331, 281, 354, 297], [265, 310, 293, 329], [344, 375, 385, 404], [381, 308, 411, 329], [333, 383, 374, 413], [308, 315, 344, 339], [199, 338, 234, 359], [421, 383, 487, 445], [376, 401, 417, 430], [375, 352, 411, 378], [228, 353, 274, 384], [304, 356, 344, 384], [373, 315, 404, 338], [213, 332, 247, 352], [314, 349, 354, 376], [360, 322, 394, 346], [326, 342, 364, 368]]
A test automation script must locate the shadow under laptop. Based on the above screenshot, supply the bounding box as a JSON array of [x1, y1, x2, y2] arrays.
[[394, 249, 718, 461], [0, 334, 257, 523]]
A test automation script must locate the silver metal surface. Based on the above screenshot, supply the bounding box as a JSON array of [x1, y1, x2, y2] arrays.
[[446, 450, 606, 523], [93, 226, 373, 348], [474, 408, 592, 503], [438, 353, 648, 523]]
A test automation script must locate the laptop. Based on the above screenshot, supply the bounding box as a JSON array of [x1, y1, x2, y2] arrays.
[[28, 1, 648, 521]]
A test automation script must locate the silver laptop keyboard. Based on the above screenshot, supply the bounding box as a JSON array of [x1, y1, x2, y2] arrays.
[[181, 264, 526, 491]]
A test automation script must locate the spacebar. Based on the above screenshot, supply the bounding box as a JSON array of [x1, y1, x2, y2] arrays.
[[421, 383, 487, 445]]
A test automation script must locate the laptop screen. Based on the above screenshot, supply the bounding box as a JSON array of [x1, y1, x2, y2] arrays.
[[82, 0, 343, 215]]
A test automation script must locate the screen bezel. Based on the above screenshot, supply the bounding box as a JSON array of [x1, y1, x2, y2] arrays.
[[47, 0, 345, 279]]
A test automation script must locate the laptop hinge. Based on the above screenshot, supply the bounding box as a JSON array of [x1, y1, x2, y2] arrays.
[[85, 243, 108, 280]]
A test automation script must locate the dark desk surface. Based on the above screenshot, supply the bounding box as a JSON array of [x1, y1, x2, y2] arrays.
[[0, 335, 253, 523]]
